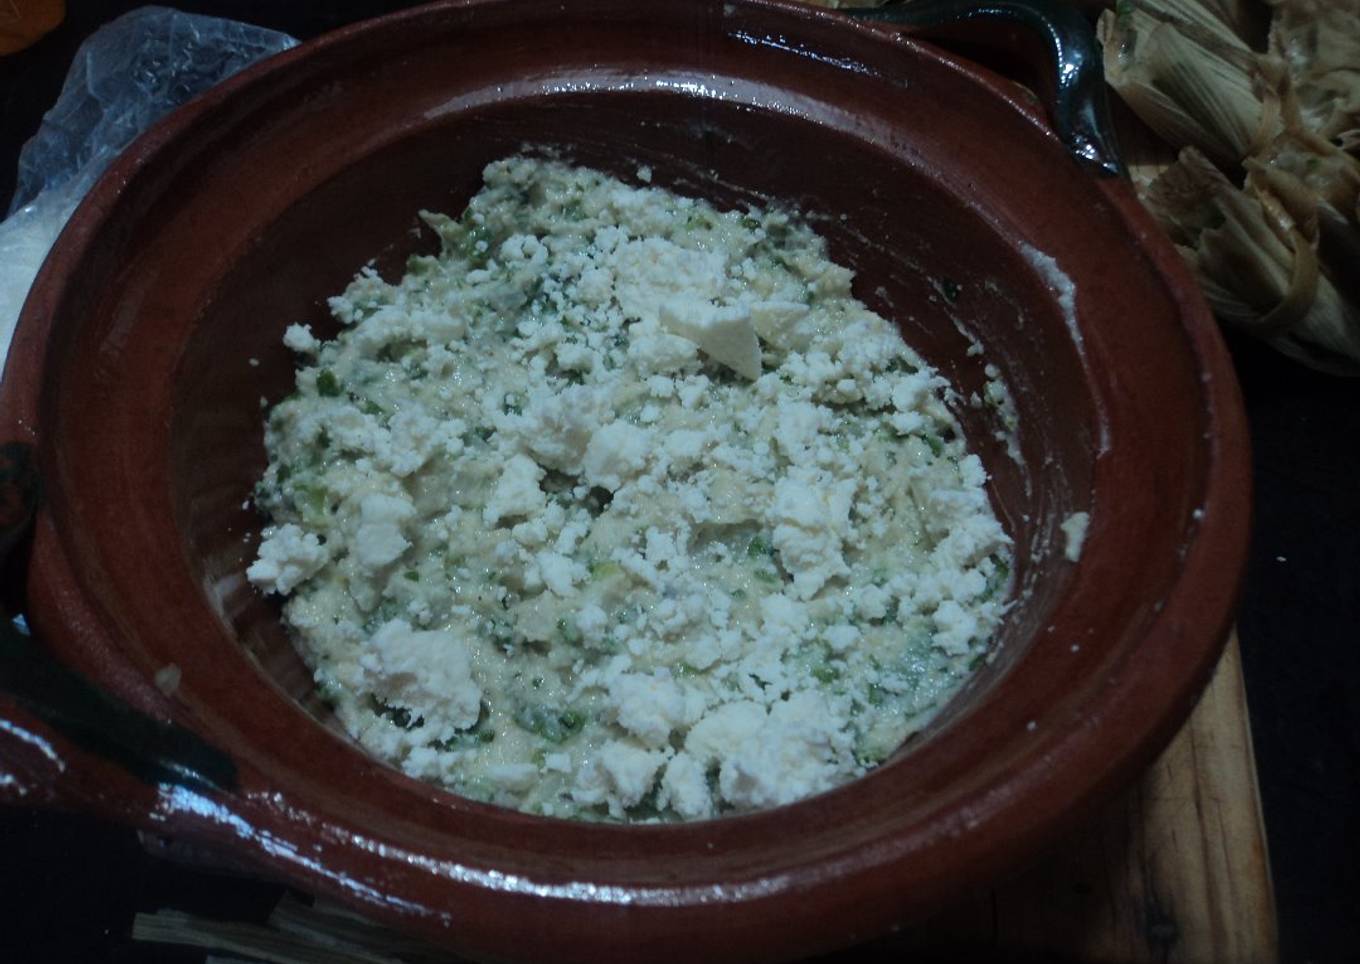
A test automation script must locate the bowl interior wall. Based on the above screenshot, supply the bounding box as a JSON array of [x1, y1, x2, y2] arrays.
[[169, 89, 1093, 749]]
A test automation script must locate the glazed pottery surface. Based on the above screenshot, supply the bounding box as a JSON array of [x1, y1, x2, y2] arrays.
[[0, 0, 1249, 960]]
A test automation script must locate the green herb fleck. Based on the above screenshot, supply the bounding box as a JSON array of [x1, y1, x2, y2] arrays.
[[367, 694, 420, 730], [983, 554, 1011, 600], [513, 703, 586, 743], [314, 369, 342, 397], [589, 559, 621, 579], [462, 223, 493, 265], [813, 664, 840, 684], [746, 534, 774, 559]]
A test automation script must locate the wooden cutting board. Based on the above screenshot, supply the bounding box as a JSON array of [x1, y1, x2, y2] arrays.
[[870, 632, 1279, 962]]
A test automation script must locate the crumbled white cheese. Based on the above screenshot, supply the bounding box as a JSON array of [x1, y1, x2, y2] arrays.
[[581, 421, 651, 492], [484, 454, 546, 526], [659, 300, 761, 380], [248, 523, 328, 594], [610, 672, 688, 747], [366, 619, 482, 737], [354, 493, 415, 570], [251, 156, 1011, 822], [659, 751, 713, 820], [768, 475, 854, 600], [574, 741, 667, 816], [282, 323, 320, 354], [536, 550, 584, 597], [1061, 511, 1090, 562]]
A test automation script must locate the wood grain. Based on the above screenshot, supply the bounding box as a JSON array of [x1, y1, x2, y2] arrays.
[[999, 634, 1276, 962], [862, 634, 1278, 963]]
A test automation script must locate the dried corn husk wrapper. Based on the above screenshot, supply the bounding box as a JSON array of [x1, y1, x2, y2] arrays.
[[1099, 2, 1276, 167], [1148, 147, 1360, 373], [1169, 0, 1270, 41], [1268, 0, 1360, 143], [1101, 0, 1360, 375]]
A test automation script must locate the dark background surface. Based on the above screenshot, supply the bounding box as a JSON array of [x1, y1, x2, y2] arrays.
[[1, 3, 1357, 962]]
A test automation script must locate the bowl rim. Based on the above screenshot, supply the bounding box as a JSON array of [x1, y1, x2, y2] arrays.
[[0, 0, 1251, 958]]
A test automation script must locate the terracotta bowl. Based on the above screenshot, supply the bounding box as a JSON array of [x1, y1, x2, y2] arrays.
[[0, 0, 1249, 960]]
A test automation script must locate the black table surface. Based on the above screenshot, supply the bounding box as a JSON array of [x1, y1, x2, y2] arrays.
[[2, 4, 1357, 962]]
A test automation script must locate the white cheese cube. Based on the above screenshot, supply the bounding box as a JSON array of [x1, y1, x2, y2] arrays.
[[368, 618, 482, 734], [354, 493, 416, 570], [247, 524, 328, 594], [609, 673, 688, 747], [483, 453, 546, 526], [659, 300, 761, 380], [582, 421, 651, 491], [660, 751, 713, 820]]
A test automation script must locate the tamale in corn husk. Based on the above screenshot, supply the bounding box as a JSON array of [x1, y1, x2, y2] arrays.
[[1099, 3, 1279, 168], [1101, 0, 1360, 374], [1268, 0, 1360, 144], [1147, 148, 1360, 373]]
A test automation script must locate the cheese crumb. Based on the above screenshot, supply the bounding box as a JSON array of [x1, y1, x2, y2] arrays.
[[484, 454, 546, 526], [659, 300, 762, 380], [248, 523, 328, 594], [367, 619, 482, 737], [1061, 511, 1090, 562]]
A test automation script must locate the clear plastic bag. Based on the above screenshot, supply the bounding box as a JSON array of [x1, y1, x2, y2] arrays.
[[0, 6, 296, 367]]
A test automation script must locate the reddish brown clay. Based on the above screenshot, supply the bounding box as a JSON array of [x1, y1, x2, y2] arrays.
[[0, 0, 1249, 961]]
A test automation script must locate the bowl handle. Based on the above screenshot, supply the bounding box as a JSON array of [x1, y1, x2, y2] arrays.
[[846, 0, 1126, 177], [0, 442, 237, 814]]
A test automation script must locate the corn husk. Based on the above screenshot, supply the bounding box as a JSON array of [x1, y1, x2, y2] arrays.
[[1268, 0, 1360, 144], [132, 909, 408, 964], [1248, 127, 1360, 281], [1172, 0, 1272, 43], [1099, 4, 1279, 168], [133, 893, 459, 964], [1101, 0, 1360, 374], [1146, 148, 1360, 374], [1128, 0, 1259, 53]]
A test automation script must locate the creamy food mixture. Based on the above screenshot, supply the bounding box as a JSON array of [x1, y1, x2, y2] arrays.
[[249, 157, 1012, 821]]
